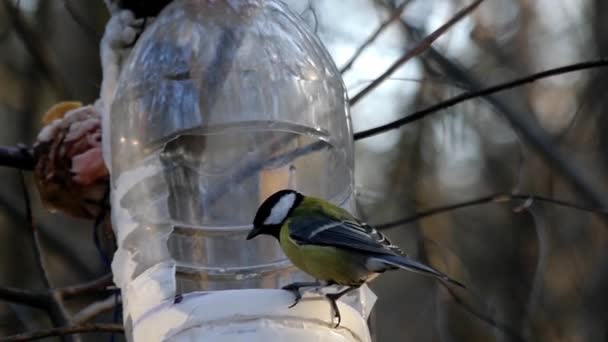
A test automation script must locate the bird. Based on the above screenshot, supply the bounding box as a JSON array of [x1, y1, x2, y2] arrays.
[[246, 189, 465, 327]]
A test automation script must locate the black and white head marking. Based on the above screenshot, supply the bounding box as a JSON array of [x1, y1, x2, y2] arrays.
[[263, 192, 297, 225], [250, 190, 304, 239]]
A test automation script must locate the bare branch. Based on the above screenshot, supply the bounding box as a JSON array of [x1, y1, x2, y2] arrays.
[[438, 282, 526, 342], [19, 173, 72, 333], [340, 0, 411, 74], [2, 0, 68, 97], [19, 173, 51, 289], [61, 0, 101, 43], [376, 193, 608, 230], [0, 324, 124, 342], [0, 193, 96, 277], [522, 205, 548, 339], [0, 274, 113, 314], [72, 296, 119, 325], [418, 38, 608, 211], [353, 58, 608, 140], [59, 273, 114, 300], [0, 286, 48, 309], [348, 0, 485, 106], [0, 145, 35, 170]]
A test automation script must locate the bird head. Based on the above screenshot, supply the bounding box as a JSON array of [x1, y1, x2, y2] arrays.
[[247, 189, 304, 240]]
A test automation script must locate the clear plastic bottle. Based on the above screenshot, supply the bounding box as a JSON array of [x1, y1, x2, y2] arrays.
[[108, 0, 372, 340]]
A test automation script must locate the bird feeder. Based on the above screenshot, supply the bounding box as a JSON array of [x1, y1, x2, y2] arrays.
[[107, 0, 375, 340]]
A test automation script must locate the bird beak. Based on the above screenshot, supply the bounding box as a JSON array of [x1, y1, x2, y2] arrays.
[[246, 227, 261, 240]]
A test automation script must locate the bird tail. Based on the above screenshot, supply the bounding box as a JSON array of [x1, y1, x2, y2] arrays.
[[377, 254, 466, 289]]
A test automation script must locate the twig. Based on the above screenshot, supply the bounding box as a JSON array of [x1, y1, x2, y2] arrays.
[[0, 324, 124, 342], [2, 0, 68, 97], [0, 274, 113, 311], [438, 282, 526, 342], [61, 0, 101, 42], [92, 187, 112, 269], [353, 58, 608, 140], [72, 296, 120, 324], [19, 172, 73, 336], [0, 286, 48, 309], [375, 193, 608, 230], [522, 205, 548, 340], [0, 145, 35, 170], [19, 172, 51, 289], [340, 0, 411, 74], [417, 36, 608, 211], [59, 273, 113, 300], [0, 193, 96, 277], [348, 0, 485, 106]]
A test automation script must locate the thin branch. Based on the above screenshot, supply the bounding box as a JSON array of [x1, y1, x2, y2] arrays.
[[59, 273, 113, 300], [353, 58, 608, 140], [0, 273, 113, 311], [0, 145, 35, 170], [0, 324, 124, 342], [0, 286, 48, 309], [72, 296, 119, 324], [0, 193, 97, 277], [340, 0, 410, 74], [61, 0, 101, 43], [438, 282, 526, 342], [2, 0, 68, 97], [348, 0, 485, 106], [19, 172, 51, 289], [19, 172, 72, 334], [376, 193, 608, 230], [522, 205, 548, 340], [92, 187, 112, 269], [418, 37, 608, 211]]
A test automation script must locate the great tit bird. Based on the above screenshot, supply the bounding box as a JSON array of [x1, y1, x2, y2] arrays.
[[246, 189, 465, 326]]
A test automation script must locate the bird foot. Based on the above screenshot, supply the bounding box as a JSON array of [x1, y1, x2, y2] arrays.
[[281, 281, 322, 308], [325, 292, 342, 328], [282, 284, 303, 308], [325, 286, 358, 328]]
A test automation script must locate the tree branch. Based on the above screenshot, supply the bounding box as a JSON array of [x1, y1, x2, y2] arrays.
[[0, 286, 48, 309], [59, 273, 113, 300], [0, 145, 35, 170], [0, 274, 112, 311], [348, 0, 485, 106], [353, 58, 608, 140], [2, 0, 68, 97], [340, 0, 411, 74], [72, 296, 119, 325], [438, 282, 526, 342], [376, 193, 608, 230], [61, 0, 101, 43], [417, 38, 608, 211], [0, 324, 123, 342], [19, 173, 51, 289], [19, 173, 73, 335], [0, 193, 97, 277]]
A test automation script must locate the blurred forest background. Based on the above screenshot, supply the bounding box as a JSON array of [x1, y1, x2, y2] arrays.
[[1, 0, 608, 341]]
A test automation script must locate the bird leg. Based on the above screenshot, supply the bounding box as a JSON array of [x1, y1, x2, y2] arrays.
[[325, 286, 359, 328], [282, 281, 322, 308]]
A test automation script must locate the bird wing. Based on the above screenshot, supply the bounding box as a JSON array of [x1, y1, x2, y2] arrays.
[[288, 210, 403, 256]]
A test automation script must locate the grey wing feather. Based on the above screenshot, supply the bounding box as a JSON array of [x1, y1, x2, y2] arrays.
[[288, 213, 403, 256]]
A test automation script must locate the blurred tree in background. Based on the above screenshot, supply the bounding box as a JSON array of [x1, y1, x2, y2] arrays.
[[1, 0, 608, 340]]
